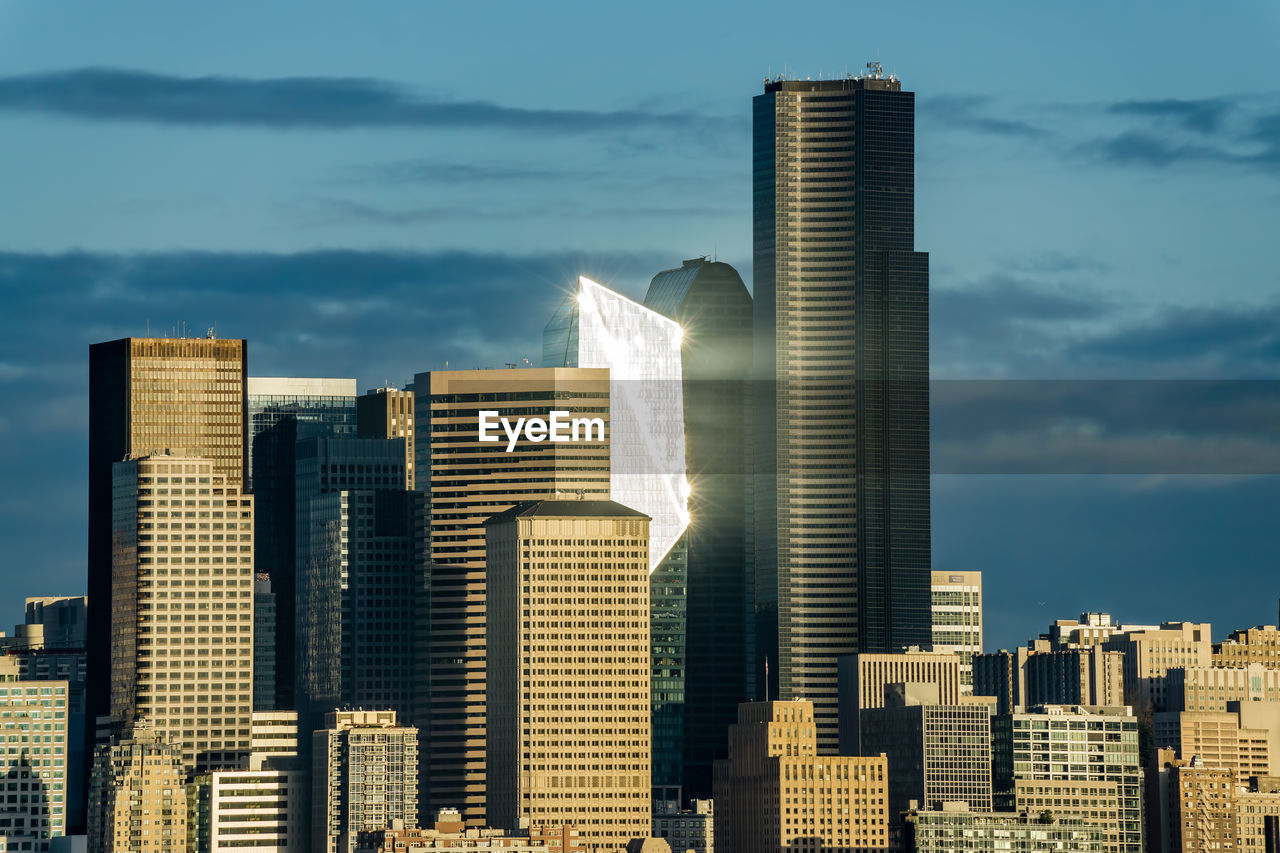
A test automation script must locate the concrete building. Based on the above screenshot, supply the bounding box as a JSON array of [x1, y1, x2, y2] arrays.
[[313, 711, 418, 853], [246, 376, 357, 710], [652, 800, 712, 853], [859, 683, 992, 843], [357, 387, 416, 490], [930, 572, 982, 693], [1012, 780, 1122, 852], [644, 258, 754, 804], [1215, 625, 1280, 668], [1147, 750, 1237, 853], [355, 810, 586, 853], [1102, 622, 1212, 712], [973, 642, 1124, 715], [87, 723, 187, 853], [753, 69, 932, 751], [1237, 776, 1280, 853], [1169, 664, 1280, 713], [110, 453, 255, 772], [0, 667, 70, 851], [88, 336, 248, 830], [22, 598, 86, 650], [187, 711, 305, 853], [486, 501, 652, 853], [904, 803, 1108, 853], [412, 367, 612, 825], [993, 706, 1143, 853], [713, 701, 889, 853], [837, 650, 961, 754], [1153, 708, 1275, 781]]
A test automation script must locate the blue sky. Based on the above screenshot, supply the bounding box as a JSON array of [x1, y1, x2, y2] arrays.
[[1, 1, 1278, 649]]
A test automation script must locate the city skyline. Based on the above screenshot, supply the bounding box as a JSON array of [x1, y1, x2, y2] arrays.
[[3, 1, 1280, 656]]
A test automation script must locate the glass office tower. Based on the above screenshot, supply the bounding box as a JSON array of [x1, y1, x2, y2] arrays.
[[754, 66, 932, 750]]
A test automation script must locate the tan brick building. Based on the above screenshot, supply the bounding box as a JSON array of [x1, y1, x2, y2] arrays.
[[87, 723, 187, 853], [486, 500, 651, 853], [713, 701, 889, 853]]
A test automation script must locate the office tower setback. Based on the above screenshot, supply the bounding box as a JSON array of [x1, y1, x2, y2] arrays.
[[412, 367, 612, 825], [931, 571, 982, 691], [22, 597, 87, 649], [993, 706, 1143, 853], [486, 501, 652, 853], [87, 723, 188, 853], [110, 453, 255, 772], [644, 258, 754, 802], [753, 66, 931, 750], [357, 387, 416, 490], [859, 683, 992, 843], [837, 650, 961, 754], [713, 700, 889, 853], [0, 666, 70, 852], [87, 336, 247, 818], [313, 710, 418, 853], [246, 376, 357, 709]]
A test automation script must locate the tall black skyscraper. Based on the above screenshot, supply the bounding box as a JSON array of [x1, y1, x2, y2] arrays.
[[645, 258, 754, 801], [753, 65, 931, 750]]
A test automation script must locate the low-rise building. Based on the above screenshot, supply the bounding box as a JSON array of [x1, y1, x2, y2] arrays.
[[904, 802, 1108, 852], [652, 800, 712, 853]]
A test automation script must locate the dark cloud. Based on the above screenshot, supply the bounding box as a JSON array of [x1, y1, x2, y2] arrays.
[[0, 67, 731, 135], [919, 94, 1047, 139], [1070, 302, 1280, 370], [1108, 97, 1234, 133], [290, 197, 740, 227]]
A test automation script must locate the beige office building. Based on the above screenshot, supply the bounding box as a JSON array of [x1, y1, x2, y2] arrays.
[[713, 701, 888, 853], [930, 571, 983, 692], [486, 501, 651, 853], [836, 650, 961, 753], [1169, 663, 1280, 713], [412, 367, 612, 825], [88, 723, 188, 853], [1215, 625, 1280, 668], [357, 386, 416, 489], [110, 453, 255, 772], [1154, 709, 1274, 781], [1103, 622, 1212, 712]]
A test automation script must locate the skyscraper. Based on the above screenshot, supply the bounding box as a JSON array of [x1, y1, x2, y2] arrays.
[[87, 335, 248, 816], [246, 376, 357, 709], [412, 367, 612, 825], [931, 571, 983, 692], [644, 258, 755, 801], [544, 275, 689, 804], [313, 710, 418, 853], [485, 500, 652, 852], [110, 453, 255, 772], [357, 386, 416, 489], [753, 66, 931, 749]]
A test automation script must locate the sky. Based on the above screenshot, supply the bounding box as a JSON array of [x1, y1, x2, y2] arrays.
[[1, 1, 1278, 650]]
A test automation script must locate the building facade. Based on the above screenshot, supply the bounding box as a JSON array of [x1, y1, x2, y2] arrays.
[[87, 336, 248, 828], [110, 453, 255, 772], [644, 258, 755, 803], [837, 650, 961, 754], [904, 804, 1107, 853], [357, 387, 416, 490], [246, 376, 357, 710], [0, 671, 70, 852], [87, 724, 187, 853], [930, 572, 982, 692], [713, 701, 889, 853], [652, 800, 712, 853], [753, 69, 931, 750], [412, 367, 612, 825], [313, 711, 418, 853], [486, 501, 652, 853]]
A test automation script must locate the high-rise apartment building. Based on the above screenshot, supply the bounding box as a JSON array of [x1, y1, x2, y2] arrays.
[[993, 706, 1143, 853], [712, 700, 889, 853], [357, 387, 416, 490], [412, 367, 611, 825], [87, 336, 247, 819], [110, 453, 255, 772], [837, 650, 961, 754], [246, 376, 357, 709], [974, 642, 1124, 714], [0, 666, 70, 852], [313, 710, 418, 853], [753, 67, 931, 750], [486, 501, 652, 853], [1013, 779, 1123, 852], [931, 572, 982, 692], [87, 723, 188, 853], [859, 683, 992, 843], [644, 258, 755, 802], [1147, 750, 1238, 853]]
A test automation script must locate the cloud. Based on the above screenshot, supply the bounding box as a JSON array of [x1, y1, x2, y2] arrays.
[[1108, 97, 1234, 133], [919, 94, 1047, 139], [0, 67, 731, 135], [1069, 302, 1280, 372]]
